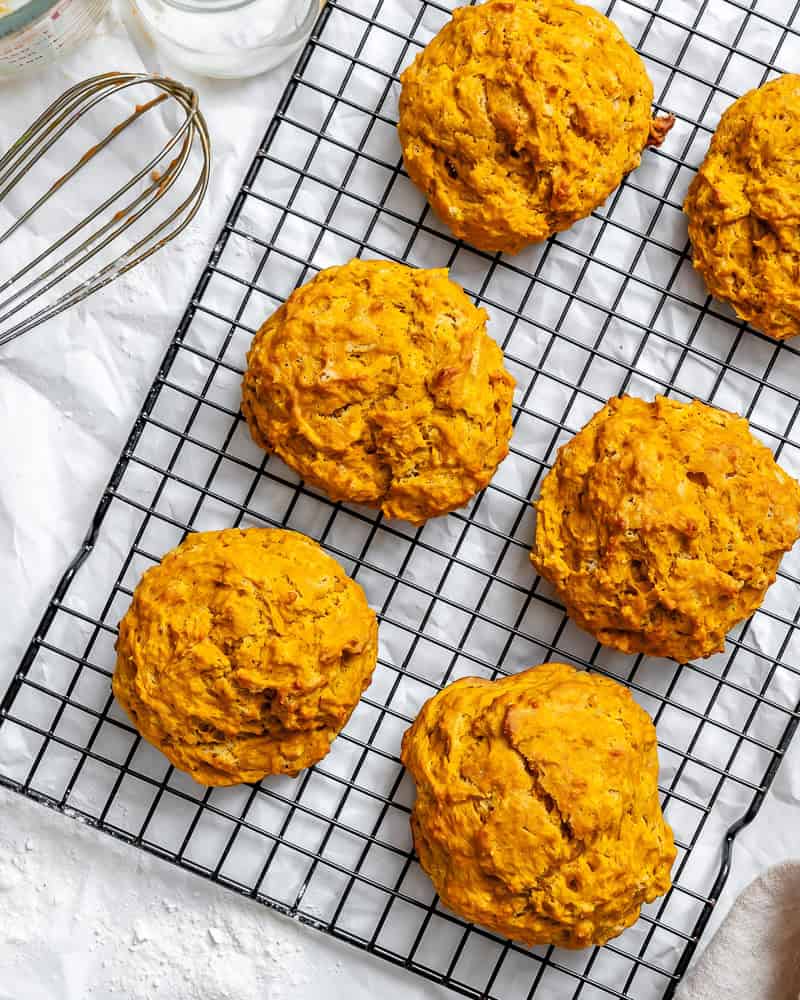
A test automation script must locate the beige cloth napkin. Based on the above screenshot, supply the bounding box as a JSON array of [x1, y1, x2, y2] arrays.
[[675, 862, 800, 1000]]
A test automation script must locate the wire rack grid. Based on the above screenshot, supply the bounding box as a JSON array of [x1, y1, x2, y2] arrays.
[[3, 0, 800, 997]]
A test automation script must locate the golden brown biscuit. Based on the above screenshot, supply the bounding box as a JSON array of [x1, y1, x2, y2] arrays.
[[241, 259, 515, 525], [401, 663, 675, 949], [113, 528, 378, 786], [685, 75, 800, 341], [398, 0, 674, 255], [532, 396, 800, 662]]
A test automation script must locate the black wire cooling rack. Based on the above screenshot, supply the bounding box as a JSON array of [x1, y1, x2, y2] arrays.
[[3, 1, 800, 997]]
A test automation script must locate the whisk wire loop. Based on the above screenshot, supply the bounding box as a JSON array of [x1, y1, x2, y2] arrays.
[[0, 72, 211, 347]]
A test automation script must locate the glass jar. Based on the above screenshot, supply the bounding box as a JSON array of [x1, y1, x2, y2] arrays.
[[0, 0, 110, 78], [131, 0, 323, 80]]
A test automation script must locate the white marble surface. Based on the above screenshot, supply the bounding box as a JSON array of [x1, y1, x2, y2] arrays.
[[1, 2, 799, 997]]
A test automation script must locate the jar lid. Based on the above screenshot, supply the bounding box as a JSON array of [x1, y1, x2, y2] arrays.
[[155, 0, 254, 9], [0, 0, 57, 39]]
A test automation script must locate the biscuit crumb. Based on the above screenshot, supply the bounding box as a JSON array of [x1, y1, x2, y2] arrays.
[[646, 113, 676, 147]]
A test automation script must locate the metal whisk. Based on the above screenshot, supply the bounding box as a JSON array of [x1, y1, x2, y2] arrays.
[[0, 72, 211, 348]]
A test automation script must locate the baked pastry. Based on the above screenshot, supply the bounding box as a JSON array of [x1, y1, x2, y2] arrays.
[[685, 75, 800, 341], [398, 0, 674, 254], [113, 528, 378, 786], [241, 259, 515, 525], [401, 663, 675, 949], [532, 395, 800, 662]]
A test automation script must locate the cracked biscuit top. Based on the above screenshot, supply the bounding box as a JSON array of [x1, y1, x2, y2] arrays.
[[532, 396, 800, 662], [113, 528, 378, 786], [241, 259, 515, 525], [398, 0, 673, 254], [685, 74, 800, 341], [401, 663, 675, 949]]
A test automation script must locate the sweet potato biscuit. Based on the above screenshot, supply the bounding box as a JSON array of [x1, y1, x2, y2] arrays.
[[113, 528, 378, 786], [401, 663, 676, 949], [532, 396, 800, 662], [241, 259, 515, 525], [398, 0, 674, 254], [685, 75, 800, 341]]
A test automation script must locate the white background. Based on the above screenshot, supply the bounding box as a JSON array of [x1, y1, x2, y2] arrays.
[[1, 2, 799, 998]]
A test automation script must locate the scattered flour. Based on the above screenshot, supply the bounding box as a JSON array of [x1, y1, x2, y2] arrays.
[[0, 788, 420, 1000]]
